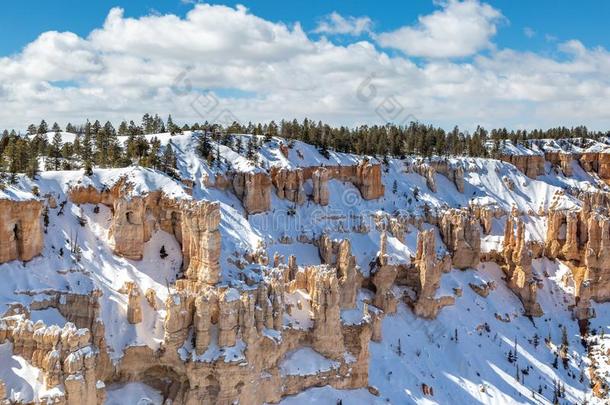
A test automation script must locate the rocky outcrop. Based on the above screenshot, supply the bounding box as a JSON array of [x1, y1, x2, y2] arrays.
[[269, 160, 383, 206], [545, 152, 574, 176], [498, 154, 545, 178], [232, 171, 272, 214], [70, 185, 222, 286], [308, 266, 345, 359], [545, 202, 610, 307], [470, 203, 504, 235], [408, 230, 454, 319], [579, 152, 610, 179], [317, 235, 362, 309], [439, 209, 481, 269], [121, 282, 142, 324], [0, 198, 44, 263], [181, 201, 222, 285], [371, 232, 398, 314], [270, 168, 306, 205], [353, 161, 385, 200], [152, 263, 372, 404], [109, 197, 153, 260], [501, 216, 543, 317], [311, 168, 329, 206], [408, 160, 465, 193], [0, 314, 104, 405]]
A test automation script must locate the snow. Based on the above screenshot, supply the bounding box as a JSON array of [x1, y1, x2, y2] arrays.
[[284, 289, 313, 331], [30, 308, 67, 327], [0, 342, 63, 403], [0, 184, 37, 201], [277, 386, 384, 405], [2, 132, 610, 403], [279, 347, 340, 377], [105, 382, 163, 405]]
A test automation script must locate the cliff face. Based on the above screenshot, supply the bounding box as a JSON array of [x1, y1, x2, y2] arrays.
[[8, 136, 610, 404], [152, 262, 372, 404], [270, 167, 306, 205], [545, 201, 610, 308], [311, 168, 329, 206], [70, 185, 222, 286], [232, 171, 272, 214], [109, 197, 152, 260], [266, 160, 384, 208], [498, 154, 545, 178], [1, 291, 111, 405], [501, 216, 543, 317], [0, 199, 44, 263], [408, 230, 454, 319], [180, 201, 222, 285], [439, 209, 481, 270], [408, 160, 465, 193]]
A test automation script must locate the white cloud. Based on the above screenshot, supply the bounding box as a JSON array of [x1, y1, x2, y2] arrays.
[[1, 3, 610, 132], [375, 0, 504, 58], [314, 12, 372, 36], [523, 27, 536, 38]]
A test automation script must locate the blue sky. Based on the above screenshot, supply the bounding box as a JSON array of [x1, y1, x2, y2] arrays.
[[2, 1, 610, 56], [1, 1, 610, 130]]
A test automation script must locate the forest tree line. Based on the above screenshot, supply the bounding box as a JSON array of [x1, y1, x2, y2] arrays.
[[0, 113, 607, 183]]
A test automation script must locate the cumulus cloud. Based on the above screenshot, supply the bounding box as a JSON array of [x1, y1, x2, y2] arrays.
[[375, 0, 504, 58], [1, 2, 610, 131], [314, 12, 372, 36]]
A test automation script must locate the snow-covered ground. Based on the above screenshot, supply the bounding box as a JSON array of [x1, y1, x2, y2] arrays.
[[1, 132, 609, 404]]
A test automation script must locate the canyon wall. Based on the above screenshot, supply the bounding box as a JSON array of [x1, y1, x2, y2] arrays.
[[0, 198, 44, 263]]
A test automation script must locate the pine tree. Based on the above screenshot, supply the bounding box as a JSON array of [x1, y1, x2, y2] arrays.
[[147, 137, 161, 169], [81, 129, 93, 176], [198, 132, 213, 161], [47, 131, 62, 171], [51, 122, 61, 132], [118, 121, 129, 136], [161, 143, 177, 176], [246, 136, 256, 162], [235, 136, 243, 154], [37, 120, 48, 135], [26, 148, 39, 179]]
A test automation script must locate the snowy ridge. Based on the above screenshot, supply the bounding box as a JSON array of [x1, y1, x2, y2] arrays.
[[0, 132, 609, 404]]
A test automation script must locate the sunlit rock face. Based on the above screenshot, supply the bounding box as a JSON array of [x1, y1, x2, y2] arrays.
[[0, 199, 44, 263]]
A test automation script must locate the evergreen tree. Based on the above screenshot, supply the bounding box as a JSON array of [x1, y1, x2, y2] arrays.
[[26, 148, 39, 179], [47, 131, 62, 171], [147, 137, 161, 169], [81, 128, 94, 176], [161, 143, 177, 176], [197, 132, 213, 161], [118, 120, 129, 136], [246, 136, 257, 162], [37, 120, 48, 135]]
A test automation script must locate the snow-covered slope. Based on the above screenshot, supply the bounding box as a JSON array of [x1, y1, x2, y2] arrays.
[[0, 132, 608, 404]]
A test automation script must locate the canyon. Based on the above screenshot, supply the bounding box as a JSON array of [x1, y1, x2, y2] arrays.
[[0, 134, 609, 404]]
